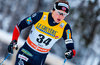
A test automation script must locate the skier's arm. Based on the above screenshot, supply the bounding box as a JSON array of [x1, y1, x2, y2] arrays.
[[62, 24, 76, 59], [12, 12, 43, 41], [8, 12, 43, 54]]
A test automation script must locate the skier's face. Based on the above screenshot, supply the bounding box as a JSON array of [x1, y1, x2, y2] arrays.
[[52, 10, 67, 23]]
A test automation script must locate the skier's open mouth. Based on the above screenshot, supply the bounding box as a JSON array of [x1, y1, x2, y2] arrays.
[[57, 19, 61, 22]]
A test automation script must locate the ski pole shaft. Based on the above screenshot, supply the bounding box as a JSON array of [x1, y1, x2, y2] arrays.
[[63, 58, 67, 65], [0, 54, 10, 65]]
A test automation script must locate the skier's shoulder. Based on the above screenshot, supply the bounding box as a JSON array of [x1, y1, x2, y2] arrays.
[[64, 21, 72, 30], [31, 11, 50, 21], [31, 12, 43, 19]]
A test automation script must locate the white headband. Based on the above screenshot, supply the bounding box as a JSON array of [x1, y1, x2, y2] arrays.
[[58, 3, 69, 9]]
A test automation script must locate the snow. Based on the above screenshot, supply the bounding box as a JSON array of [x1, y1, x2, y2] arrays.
[[2, 16, 12, 31], [84, 0, 89, 7], [73, 33, 80, 50], [85, 54, 94, 65], [68, 0, 82, 8], [44, 0, 53, 3], [90, 0, 95, 3], [98, 0, 100, 8], [0, 0, 100, 65], [0, 29, 25, 46], [85, 0, 95, 3], [0, 29, 12, 44], [93, 56, 100, 65], [93, 6, 99, 13], [0, 13, 3, 21], [72, 12, 80, 20], [90, 34, 100, 55], [10, 2, 17, 12], [46, 53, 74, 65], [97, 15, 100, 21]]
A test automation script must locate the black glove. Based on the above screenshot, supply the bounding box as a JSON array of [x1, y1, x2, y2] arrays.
[[8, 40, 18, 54], [65, 49, 76, 59]]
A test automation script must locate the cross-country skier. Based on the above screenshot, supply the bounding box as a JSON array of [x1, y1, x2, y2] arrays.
[[8, 0, 76, 65]]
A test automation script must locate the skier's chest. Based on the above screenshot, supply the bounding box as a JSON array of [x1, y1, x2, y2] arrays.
[[33, 20, 66, 39]]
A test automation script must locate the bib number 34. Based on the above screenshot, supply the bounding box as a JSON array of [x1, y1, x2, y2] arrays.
[[36, 34, 52, 46]]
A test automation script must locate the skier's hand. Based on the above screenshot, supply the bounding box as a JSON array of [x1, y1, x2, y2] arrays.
[[65, 49, 76, 59], [8, 40, 18, 54]]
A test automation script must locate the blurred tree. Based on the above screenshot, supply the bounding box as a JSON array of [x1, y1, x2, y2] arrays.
[[0, 0, 100, 65], [72, 0, 100, 47], [70, 0, 100, 65]]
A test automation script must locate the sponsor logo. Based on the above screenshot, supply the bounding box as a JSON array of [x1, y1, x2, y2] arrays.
[[26, 17, 32, 24], [18, 54, 29, 62], [43, 15, 47, 20], [60, 23, 64, 28], [62, 7, 66, 11], [66, 29, 71, 39], [32, 13, 36, 17], [65, 39, 73, 44], [18, 60, 24, 65], [36, 23, 58, 37], [21, 49, 33, 57], [55, 36, 59, 39]]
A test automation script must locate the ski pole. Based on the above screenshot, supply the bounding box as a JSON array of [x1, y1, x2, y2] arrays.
[[0, 43, 18, 65], [63, 58, 67, 65], [0, 53, 10, 65]]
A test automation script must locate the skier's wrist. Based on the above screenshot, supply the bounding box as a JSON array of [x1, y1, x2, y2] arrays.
[[8, 40, 18, 54], [10, 40, 17, 45]]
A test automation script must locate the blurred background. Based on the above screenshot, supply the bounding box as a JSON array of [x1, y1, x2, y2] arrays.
[[0, 0, 100, 65]]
